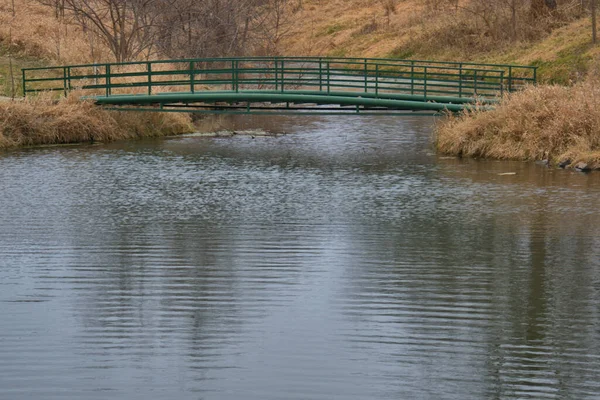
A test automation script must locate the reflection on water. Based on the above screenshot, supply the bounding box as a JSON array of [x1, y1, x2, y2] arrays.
[[1, 115, 599, 399]]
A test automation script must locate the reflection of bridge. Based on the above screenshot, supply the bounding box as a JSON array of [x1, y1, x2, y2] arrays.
[[22, 57, 536, 115]]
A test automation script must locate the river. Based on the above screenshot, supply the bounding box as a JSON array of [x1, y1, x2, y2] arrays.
[[1, 115, 599, 399]]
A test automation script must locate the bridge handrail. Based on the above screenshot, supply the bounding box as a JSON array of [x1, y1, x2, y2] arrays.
[[22, 64, 509, 77], [21, 56, 537, 74], [22, 56, 536, 101], [22, 66, 508, 85]]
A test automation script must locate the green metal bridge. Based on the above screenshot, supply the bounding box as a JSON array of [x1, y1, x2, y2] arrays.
[[22, 57, 537, 115]]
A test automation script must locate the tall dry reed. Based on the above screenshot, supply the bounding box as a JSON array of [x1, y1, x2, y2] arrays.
[[435, 79, 600, 168], [0, 92, 193, 149]]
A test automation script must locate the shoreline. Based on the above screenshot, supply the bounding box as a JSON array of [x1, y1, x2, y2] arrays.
[[0, 96, 289, 152], [4, 86, 600, 175], [0, 95, 194, 151], [434, 80, 600, 172]]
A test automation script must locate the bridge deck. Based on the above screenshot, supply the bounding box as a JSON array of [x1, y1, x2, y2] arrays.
[[22, 57, 536, 114], [92, 91, 494, 114]]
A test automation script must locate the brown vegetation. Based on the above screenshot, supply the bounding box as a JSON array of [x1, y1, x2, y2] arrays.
[[404, 0, 571, 56], [2, 0, 598, 83], [283, 1, 579, 54], [0, 0, 103, 63], [0, 93, 193, 149], [2, 0, 600, 155], [435, 78, 600, 169]]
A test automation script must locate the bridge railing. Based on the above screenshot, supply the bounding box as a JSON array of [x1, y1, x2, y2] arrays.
[[22, 57, 536, 100]]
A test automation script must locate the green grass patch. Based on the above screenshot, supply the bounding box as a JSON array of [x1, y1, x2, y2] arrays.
[[386, 46, 415, 60], [515, 29, 595, 84], [328, 47, 348, 58], [531, 43, 593, 84], [317, 22, 346, 37], [0, 47, 46, 97]]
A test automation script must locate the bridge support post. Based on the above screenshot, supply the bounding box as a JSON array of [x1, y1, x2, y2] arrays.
[[275, 59, 278, 91], [105, 64, 111, 97], [63, 67, 68, 97], [375, 64, 379, 96], [236, 60, 240, 93], [319, 59, 323, 92], [508, 66, 513, 92], [281, 59, 285, 93], [459, 64, 463, 98], [364, 58, 368, 93], [410, 62, 415, 95], [22, 69, 26, 97], [231, 60, 236, 92], [327, 62, 331, 94], [424, 67, 428, 101], [67, 67, 71, 93], [474, 70, 478, 96], [190, 61, 195, 94], [147, 62, 152, 95]]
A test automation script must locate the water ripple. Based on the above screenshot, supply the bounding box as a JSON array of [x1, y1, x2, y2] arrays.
[[1, 116, 600, 399]]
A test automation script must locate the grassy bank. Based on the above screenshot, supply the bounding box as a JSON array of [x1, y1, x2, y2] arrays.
[[282, 1, 597, 84], [0, 93, 193, 150], [3, 0, 595, 84], [435, 79, 600, 170], [1, 0, 598, 155]]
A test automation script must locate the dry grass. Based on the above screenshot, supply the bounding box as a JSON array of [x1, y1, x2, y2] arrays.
[[0, 0, 595, 85], [435, 78, 600, 169], [281, 0, 595, 83], [0, 92, 194, 149], [281, 0, 419, 57], [2, 0, 600, 158], [0, 0, 109, 64]]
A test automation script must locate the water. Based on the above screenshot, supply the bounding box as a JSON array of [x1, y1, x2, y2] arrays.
[[1, 115, 599, 399]]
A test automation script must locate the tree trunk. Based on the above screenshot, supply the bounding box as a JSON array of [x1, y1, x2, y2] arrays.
[[593, 0, 598, 44]]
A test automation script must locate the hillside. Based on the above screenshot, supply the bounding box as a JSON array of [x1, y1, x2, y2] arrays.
[[0, 0, 599, 96], [0, 0, 107, 96], [279, 0, 600, 83]]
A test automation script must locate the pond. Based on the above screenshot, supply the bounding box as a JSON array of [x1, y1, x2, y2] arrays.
[[1, 115, 599, 399]]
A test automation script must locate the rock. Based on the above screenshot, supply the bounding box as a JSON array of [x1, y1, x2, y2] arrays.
[[535, 159, 549, 166], [558, 159, 571, 169], [574, 162, 591, 172]]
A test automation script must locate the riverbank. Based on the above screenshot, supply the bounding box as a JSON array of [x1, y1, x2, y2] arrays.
[[0, 93, 193, 150], [435, 79, 600, 171]]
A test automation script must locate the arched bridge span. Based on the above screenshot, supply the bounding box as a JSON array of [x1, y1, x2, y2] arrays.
[[22, 57, 536, 115]]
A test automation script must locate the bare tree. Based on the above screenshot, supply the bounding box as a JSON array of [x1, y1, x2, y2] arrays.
[[450, 0, 571, 43], [37, 0, 163, 62], [153, 0, 302, 58], [155, 0, 260, 58], [250, 0, 302, 55]]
